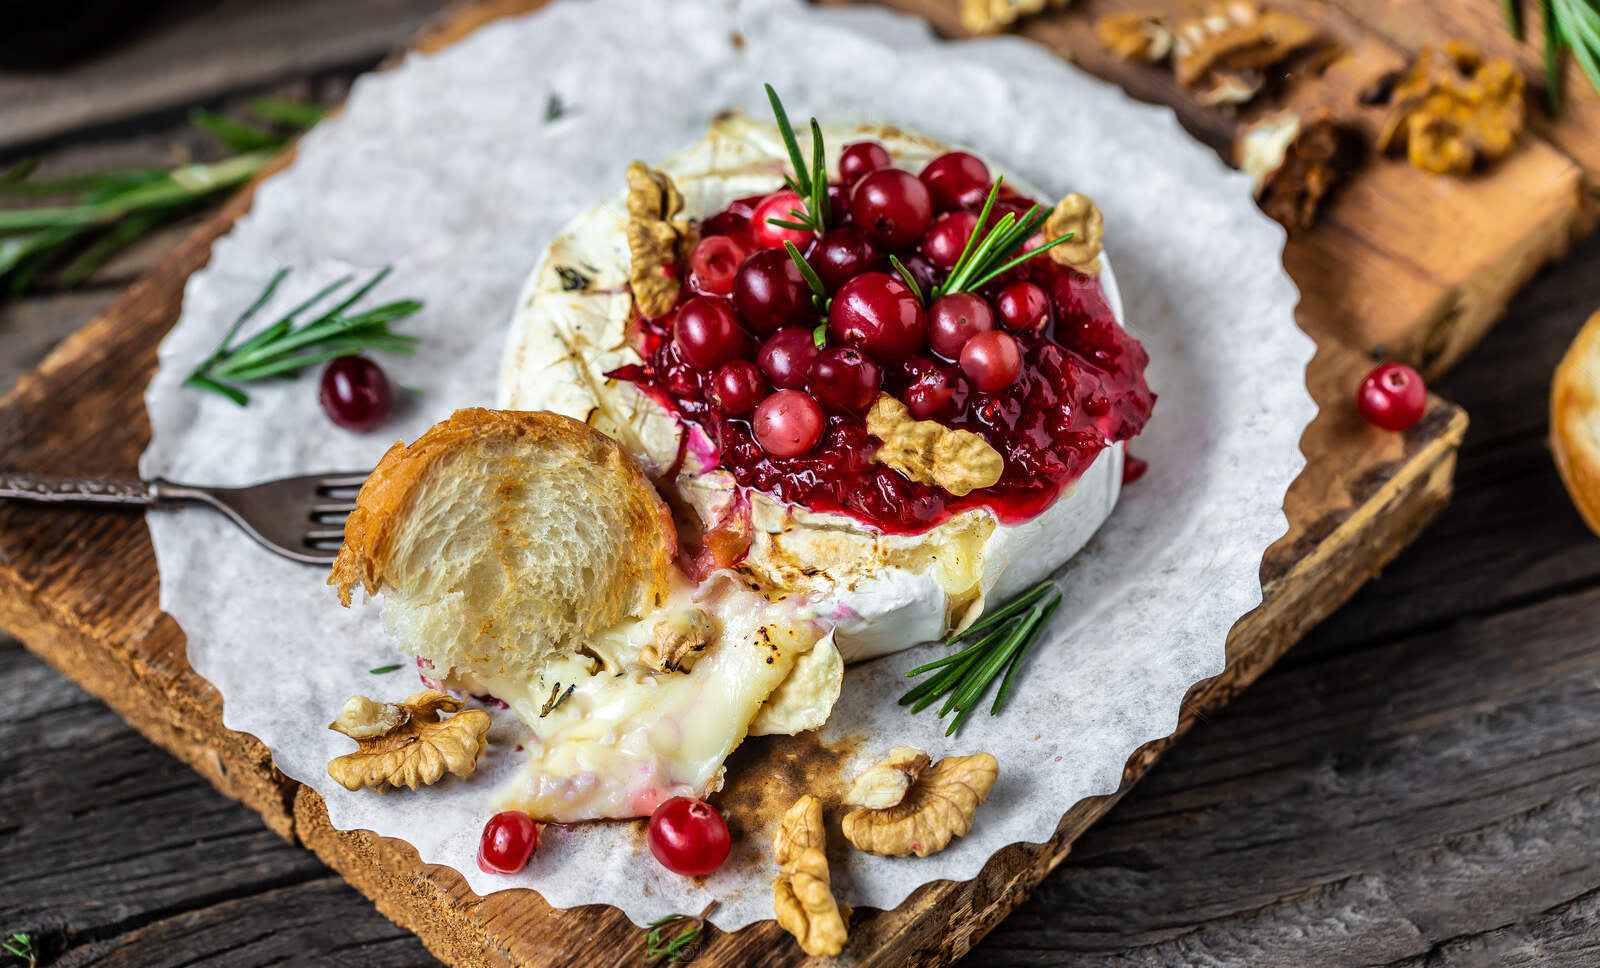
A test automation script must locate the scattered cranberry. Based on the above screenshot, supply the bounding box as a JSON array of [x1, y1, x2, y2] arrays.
[[674, 296, 751, 370], [809, 227, 880, 292], [477, 811, 541, 875], [711, 360, 768, 416], [829, 271, 926, 362], [927, 292, 996, 360], [850, 168, 934, 249], [319, 355, 392, 432], [749, 190, 816, 249], [752, 389, 825, 457], [920, 151, 992, 211], [996, 281, 1050, 332], [1357, 362, 1426, 431], [733, 248, 812, 335], [757, 326, 822, 390], [960, 330, 1022, 392], [646, 797, 731, 877], [808, 345, 883, 414], [902, 356, 959, 419], [1122, 453, 1149, 484], [921, 211, 978, 270], [689, 235, 747, 296], [838, 140, 892, 184]]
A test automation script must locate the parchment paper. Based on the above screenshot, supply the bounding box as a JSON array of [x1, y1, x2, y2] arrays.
[[141, 0, 1315, 929]]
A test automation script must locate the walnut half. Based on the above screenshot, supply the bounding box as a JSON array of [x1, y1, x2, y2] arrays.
[[1096, 11, 1174, 63], [625, 162, 696, 318], [327, 690, 490, 792], [842, 752, 999, 857], [1173, 3, 1319, 108], [1237, 110, 1358, 231], [960, 0, 1073, 36], [1044, 193, 1104, 275], [867, 394, 1004, 497], [1376, 42, 1525, 175], [773, 795, 848, 957]]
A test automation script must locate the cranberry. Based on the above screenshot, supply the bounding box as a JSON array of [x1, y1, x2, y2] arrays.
[[689, 235, 747, 295], [808, 345, 883, 414], [829, 272, 926, 362], [1357, 363, 1426, 431], [711, 360, 768, 416], [839, 140, 892, 184], [996, 281, 1050, 332], [850, 168, 933, 249], [674, 296, 751, 369], [809, 227, 880, 292], [960, 330, 1022, 392], [477, 811, 541, 875], [920, 152, 992, 211], [647, 797, 731, 877], [319, 355, 392, 432], [927, 292, 995, 360], [752, 389, 825, 457], [733, 248, 812, 335], [921, 211, 978, 270], [749, 190, 816, 249], [757, 326, 822, 389], [902, 356, 959, 419]]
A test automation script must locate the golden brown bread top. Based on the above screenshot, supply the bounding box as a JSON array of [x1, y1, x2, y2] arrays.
[[328, 407, 677, 607], [1552, 310, 1600, 537]]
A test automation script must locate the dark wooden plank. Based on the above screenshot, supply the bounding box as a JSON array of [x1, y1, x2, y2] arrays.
[[0, 0, 447, 154]]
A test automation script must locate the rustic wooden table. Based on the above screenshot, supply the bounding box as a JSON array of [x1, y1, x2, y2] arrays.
[[3, 2, 1599, 966]]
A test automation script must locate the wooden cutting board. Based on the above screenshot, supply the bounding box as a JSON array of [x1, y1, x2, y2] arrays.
[[16, 0, 1590, 962]]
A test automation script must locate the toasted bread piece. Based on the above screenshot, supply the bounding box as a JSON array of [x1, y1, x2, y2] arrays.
[[1553, 310, 1600, 537], [329, 408, 677, 683]]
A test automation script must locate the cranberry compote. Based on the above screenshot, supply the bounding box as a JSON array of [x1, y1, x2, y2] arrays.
[[611, 162, 1155, 534]]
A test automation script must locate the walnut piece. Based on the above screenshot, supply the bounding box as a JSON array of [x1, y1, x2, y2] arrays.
[[1096, 11, 1174, 63], [1375, 42, 1525, 175], [1173, 3, 1319, 107], [1044, 193, 1104, 275], [960, 0, 1072, 36], [773, 795, 848, 957], [842, 752, 999, 857], [640, 606, 716, 673], [843, 746, 931, 810], [867, 395, 1003, 497], [625, 161, 697, 318], [327, 690, 490, 792], [1237, 110, 1358, 231]]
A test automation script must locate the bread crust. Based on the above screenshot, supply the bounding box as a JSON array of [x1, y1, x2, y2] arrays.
[[1552, 310, 1600, 537], [328, 407, 677, 606]]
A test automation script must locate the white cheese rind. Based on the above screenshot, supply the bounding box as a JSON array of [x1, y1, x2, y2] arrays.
[[501, 114, 1126, 664]]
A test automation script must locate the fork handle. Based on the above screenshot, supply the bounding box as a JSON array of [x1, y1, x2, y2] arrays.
[[0, 472, 164, 506]]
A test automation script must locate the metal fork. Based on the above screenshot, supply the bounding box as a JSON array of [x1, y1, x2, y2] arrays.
[[0, 471, 367, 565]]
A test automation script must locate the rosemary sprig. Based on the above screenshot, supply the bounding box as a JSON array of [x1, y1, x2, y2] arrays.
[[900, 579, 1062, 735], [0, 99, 324, 297], [935, 178, 1074, 298], [2, 932, 36, 967], [185, 266, 422, 406], [643, 901, 717, 965], [1508, 0, 1600, 110], [764, 84, 828, 236]]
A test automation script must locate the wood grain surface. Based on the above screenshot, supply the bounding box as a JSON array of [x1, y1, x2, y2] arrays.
[[3, 0, 1598, 964]]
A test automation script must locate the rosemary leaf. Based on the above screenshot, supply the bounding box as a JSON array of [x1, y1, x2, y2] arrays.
[[247, 96, 329, 128], [784, 240, 828, 297], [765, 83, 812, 197], [889, 254, 925, 304], [369, 664, 404, 674], [189, 108, 285, 153]]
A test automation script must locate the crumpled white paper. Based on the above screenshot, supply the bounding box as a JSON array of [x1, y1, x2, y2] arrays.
[[141, 0, 1314, 929]]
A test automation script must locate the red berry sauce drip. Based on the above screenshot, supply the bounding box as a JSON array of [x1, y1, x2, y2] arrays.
[[609, 160, 1156, 535]]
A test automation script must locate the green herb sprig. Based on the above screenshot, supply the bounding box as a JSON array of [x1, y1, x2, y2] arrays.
[[1507, 0, 1600, 111], [935, 178, 1074, 299], [185, 266, 421, 406], [0, 98, 324, 296], [643, 901, 717, 966], [369, 664, 404, 675], [2, 932, 36, 967], [763, 84, 829, 237], [900, 579, 1062, 735]]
